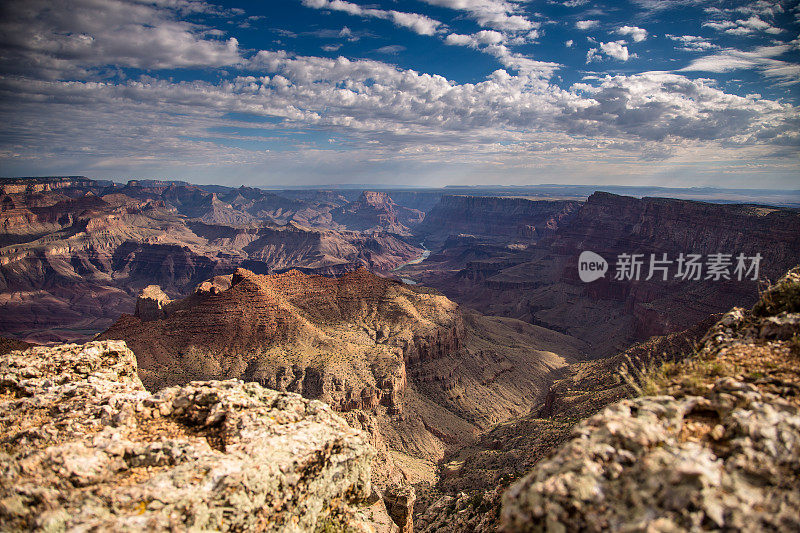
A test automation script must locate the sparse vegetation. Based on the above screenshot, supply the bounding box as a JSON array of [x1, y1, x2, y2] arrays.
[[790, 334, 800, 358], [627, 269, 800, 401], [314, 513, 357, 533], [619, 356, 687, 396], [753, 267, 800, 316]]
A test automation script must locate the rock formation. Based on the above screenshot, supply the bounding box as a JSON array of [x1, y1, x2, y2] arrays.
[[415, 195, 580, 248], [331, 191, 424, 235], [0, 176, 112, 196], [415, 268, 800, 532], [502, 377, 800, 531], [99, 267, 586, 480], [414, 315, 716, 532], [3, 177, 798, 532], [0, 335, 31, 355], [0, 341, 375, 531], [0, 178, 423, 342], [416, 268, 800, 532], [101, 267, 465, 400], [134, 285, 172, 321], [412, 192, 800, 356], [383, 484, 416, 533]]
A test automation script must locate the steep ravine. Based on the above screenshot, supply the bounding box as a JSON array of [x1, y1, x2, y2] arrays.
[[416, 268, 800, 532]]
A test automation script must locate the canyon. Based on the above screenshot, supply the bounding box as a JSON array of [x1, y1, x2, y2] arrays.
[[0, 178, 424, 343], [330, 190, 424, 235], [5, 177, 797, 350], [2, 176, 799, 531], [98, 267, 586, 483], [402, 191, 800, 357], [414, 195, 581, 248], [3, 268, 797, 532]]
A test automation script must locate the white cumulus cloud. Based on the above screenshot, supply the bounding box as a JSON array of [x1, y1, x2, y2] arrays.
[[420, 0, 536, 32], [443, 31, 560, 77], [0, 0, 796, 185], [576, 20, 599, 30], [588, 41, 630, 62], [617, 26, 648, 42], [601, 41, 630, 60], [0, 0, 243, 78], [703, 15, 782, 35], [666, 34, 720, 52]]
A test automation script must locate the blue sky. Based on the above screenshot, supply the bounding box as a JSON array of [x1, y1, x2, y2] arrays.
[[0, 0, 798, 188]]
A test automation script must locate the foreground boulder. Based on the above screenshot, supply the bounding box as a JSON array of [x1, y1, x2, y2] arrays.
[[501, 268, 800, 532], [0, 341, 375, 531], [502, 378, 800, 531]]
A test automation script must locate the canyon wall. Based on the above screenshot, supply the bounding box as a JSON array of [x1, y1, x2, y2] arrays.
[[99, 267, 585, 465], [0, 178, 423, 342], [412, 192, 800, 356], [331, 190, 424, 234], [415, 195, 581, 247]]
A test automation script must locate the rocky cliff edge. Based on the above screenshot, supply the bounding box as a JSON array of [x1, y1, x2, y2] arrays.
[[501, 268, 800, 532], [0, 341, 375, 531]]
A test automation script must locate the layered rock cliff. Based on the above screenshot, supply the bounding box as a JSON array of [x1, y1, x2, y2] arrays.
[[0, 335, 31, 355], [99, 267, 586, 475], [331, 191, 424, 235], [417, 267, 800, 532], [415, 195, 580, 248], [0, 341, 375, 531], [101, 267, 464, 402], [502, 267, 800, 531], [0, 179, 422, 342], [0, 176, 112, 195], [549, 192, 799, 351], [415, 192, 800, 356], [415, 314, 718, 532]]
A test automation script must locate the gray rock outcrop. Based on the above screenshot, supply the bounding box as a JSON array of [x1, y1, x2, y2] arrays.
[[0, 341, 375, 531], [501, 268, 800, 532], [501, 378, 800, 532]]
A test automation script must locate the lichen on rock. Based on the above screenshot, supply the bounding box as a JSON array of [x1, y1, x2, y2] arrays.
[[501, 379, 800, 532], [0, 341, 375, 531]]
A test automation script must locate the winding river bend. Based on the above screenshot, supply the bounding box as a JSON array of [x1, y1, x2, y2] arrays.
[[392, 243, 430, 285]]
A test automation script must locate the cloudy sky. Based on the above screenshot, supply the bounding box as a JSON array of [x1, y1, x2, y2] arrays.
[[0, 0, 798, 188]]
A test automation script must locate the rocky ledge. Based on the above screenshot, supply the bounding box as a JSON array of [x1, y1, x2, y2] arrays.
[[502, 378, 800, 531], [0, 341, 375, 531], [501, 268, 800, 532]]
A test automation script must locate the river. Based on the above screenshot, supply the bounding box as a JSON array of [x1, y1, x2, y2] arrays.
[[393, 243, 430, 285]]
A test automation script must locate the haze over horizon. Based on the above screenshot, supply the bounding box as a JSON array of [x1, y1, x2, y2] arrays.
[[0, 0, 798, 188], [5, 176, 800, 196]]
